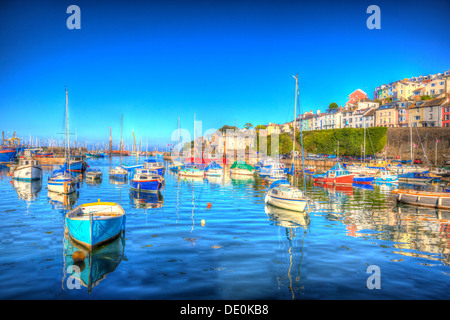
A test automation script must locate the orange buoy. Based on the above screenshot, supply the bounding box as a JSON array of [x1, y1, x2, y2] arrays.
[[72, 250, 86, 262], [207, 202, 212, 208]]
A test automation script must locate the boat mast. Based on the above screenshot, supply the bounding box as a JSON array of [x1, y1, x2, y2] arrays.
[[292, 74, 298, 178], [133, 129, 138, 164], [65, 88, 71, 172]]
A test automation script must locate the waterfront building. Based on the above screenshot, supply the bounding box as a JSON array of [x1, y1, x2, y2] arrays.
[[376, 102, 398, 127], [397, 101, 413, 127], [442, 98, 450, 127], [419, 98, 445, 127], [409, 101, 425, 127]]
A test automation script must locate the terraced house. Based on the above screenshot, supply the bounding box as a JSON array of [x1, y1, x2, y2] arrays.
[[376, 103, 398, 127], [442, 98, 450, 127], [419, 98, 444, 127]]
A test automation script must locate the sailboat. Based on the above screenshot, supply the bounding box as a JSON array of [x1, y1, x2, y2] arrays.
[[110, 115, 128, 179], [265, 75, 308, 212], [47, 89, 78, 194]]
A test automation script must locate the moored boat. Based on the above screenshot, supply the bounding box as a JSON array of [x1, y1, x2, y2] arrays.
[[144, 159, 165, 175], [48, 167, 78, 194], [313, 162, 354, 185], [85, 168, 102, 180], [178, 165, 204, 178], [130, 168, 164, 192], [398, 171, 435, 183], [204, 161, 223, 176], [12, 158, 43, 181], [265, 168, 287, 183], [392, 189, 450, 210], [109, 166, 128, 179], [353, 174, 375, 185], [230, 160, 255, 176], [265, 179, 308, 212], [65, 201, 126, 249]]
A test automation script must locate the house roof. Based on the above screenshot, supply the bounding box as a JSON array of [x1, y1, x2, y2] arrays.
[[421, 98, 446, 107]]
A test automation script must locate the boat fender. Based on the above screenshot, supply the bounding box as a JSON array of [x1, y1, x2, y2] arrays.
[[72, 250, 86, 263], [207, 203, 212, 208]]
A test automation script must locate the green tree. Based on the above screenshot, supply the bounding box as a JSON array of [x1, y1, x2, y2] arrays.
[[244, 122, 253, 130], [329, 102, 338, 109]]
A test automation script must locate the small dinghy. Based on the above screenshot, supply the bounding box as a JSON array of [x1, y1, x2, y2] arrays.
[[264, 179, 308, 212], [109, 166, 128, 179], [65, 202, 126, 249], [85, 168, 102, 180], [130, 168, 164, 192]]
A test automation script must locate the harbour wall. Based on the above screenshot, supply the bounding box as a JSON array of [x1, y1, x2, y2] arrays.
[[384, 127, 450, 165]]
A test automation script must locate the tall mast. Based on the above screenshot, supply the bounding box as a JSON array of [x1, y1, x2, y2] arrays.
[[65, 88, 71, 172], [292, 75, 298, 168]]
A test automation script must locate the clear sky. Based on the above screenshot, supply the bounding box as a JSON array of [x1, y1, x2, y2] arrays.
[[1, 0, 449, 150]]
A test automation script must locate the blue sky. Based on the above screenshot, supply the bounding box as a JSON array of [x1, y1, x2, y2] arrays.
[[1, 0, 449, 149]]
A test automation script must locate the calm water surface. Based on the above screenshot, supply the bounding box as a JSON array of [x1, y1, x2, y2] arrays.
[[0, 158, 449, 300]]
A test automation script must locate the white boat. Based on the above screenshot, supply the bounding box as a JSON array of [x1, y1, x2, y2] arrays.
[[109, 166, 128, 179], [12, 158, 43, 181], [430, 167, 450, 177], [85, 168, 102, 180], [47, 88, 78, 194], [265, 179, 307, 212], [265, 168, 287, 183], [178, 165, 204, 178]]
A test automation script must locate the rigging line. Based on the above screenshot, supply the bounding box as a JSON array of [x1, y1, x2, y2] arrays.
[[415, 126, 430, 166]]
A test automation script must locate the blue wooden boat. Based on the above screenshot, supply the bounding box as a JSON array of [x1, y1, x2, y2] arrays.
[[65, 202, 126, 249], [374, 171, 398, 183], [48, 164, 78, 194], [169, 160, 184, 172], [353, 174, 375, 185], [66, 156, 88, 173], [130, 168, 164, 192], [445, 183, 450, 193]]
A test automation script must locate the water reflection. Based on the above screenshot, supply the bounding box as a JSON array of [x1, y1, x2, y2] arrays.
[[63, 234, 125, 293], [265, 204, 308, 300], [13, 179, 42, 202], [129, 190, 164, 209], [47, 191, 78, 210]]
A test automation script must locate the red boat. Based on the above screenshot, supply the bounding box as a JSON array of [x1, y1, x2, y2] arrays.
[[314, 162, 354, 185]]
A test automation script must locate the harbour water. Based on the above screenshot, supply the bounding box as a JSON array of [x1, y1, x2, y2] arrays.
[[0, 157, 449, 300]]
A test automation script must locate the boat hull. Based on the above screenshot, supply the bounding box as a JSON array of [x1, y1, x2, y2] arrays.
[[230, 168, 254, 176], [205, 169, 223, 176], [392, 189, 450, 210], [324, 174, 354, 185], [66, 214, 125, 249], [130, 179, 162, 192], [0, 149, 16, 162], [353, 176, 374, 184], [48, 178, 77, 194], [265, 194, 307, 212], [13, 165, 43, 181]]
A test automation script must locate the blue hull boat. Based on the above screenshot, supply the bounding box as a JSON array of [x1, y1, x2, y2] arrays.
[[130, 168, 164, 192], [65, 202, 126, 249], [353, 175, 375, 184], [0, 149, 16, 162]]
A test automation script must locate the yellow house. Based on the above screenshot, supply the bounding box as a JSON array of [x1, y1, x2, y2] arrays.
[[266, 123, 281, 136]]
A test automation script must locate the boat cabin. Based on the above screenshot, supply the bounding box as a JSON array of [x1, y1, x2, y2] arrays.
[[19, 159, 40, 166]]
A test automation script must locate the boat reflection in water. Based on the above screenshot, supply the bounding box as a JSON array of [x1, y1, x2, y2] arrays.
[[129, 189, 164, 209], [264, 204, 309, 300], [109, 176, 127, 186], [265, 204, 310, 229], [63, 234, 125, 293], [13, 179, 42, 202], [47, 191, 78, 210]]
